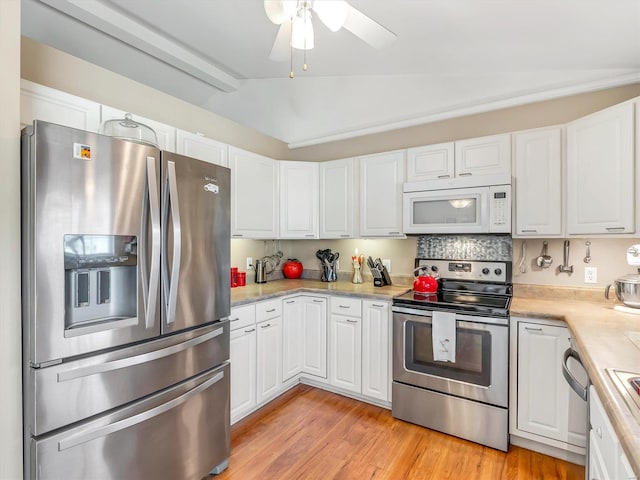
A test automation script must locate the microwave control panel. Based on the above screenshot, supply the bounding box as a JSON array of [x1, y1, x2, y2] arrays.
[[489, 185, 511, 233]]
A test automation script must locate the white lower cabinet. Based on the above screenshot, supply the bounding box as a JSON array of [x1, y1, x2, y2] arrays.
[[329, 297, 390, 402], [256, 317, 282, 404], [361, 300, 390, 402], [589, 386, 637, 480], [510, 317, 587, 459], [229, 304, 257, 423], [281, 295, 328, 381], [330, 312, 362, 394], [256, 304, 283, 405]]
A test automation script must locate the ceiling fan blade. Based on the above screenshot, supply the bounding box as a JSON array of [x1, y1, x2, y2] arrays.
[[342, 4, 397, 49], [269, 22, 292, 62]]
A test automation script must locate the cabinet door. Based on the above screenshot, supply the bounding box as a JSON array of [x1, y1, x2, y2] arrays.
[[282, 298, 304, 381], [302, 297, 327, 378], [406, 142, 455, 181], [329, 315, 361, 393], [100, 105, 176, 151], [21, 79, 101, 133], [361, 301, 389, 402], [229, 146, 278, 239], [279, 161, 319, 239], [256, 317, 282, 404], [590, 431, 612, 480], [319, 158, 357, 238], [359, 150, 405, 237], [455, 133, 511, 177], [513, 127, 562, 236], [230, 326, 257, 423], [566, 102, 635, 234], [176, 129, 228, 166], [517, 322, 587, 447]]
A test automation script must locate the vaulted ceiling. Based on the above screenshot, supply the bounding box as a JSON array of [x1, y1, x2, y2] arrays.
[[22, 0, 640, 148]]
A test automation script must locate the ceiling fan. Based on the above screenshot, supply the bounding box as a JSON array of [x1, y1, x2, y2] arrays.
[[264, 0, 397, 77]]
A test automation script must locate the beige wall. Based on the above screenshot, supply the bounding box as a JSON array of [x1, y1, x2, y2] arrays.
[[21, 37, 291, 160], [290, 84, 640, 161], [1, 1, 23, 479]]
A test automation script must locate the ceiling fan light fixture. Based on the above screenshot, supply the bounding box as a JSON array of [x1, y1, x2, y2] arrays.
[[312, 0, 348, 32], [264, 0, 297, 24], [291, 9, 314, 50]]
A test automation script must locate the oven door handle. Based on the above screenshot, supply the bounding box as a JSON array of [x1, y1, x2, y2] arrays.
[[562, 347, 588, 402]]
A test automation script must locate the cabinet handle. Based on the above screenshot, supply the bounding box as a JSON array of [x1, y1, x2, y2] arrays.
[[389, 231, 400, 235], [371, 303, 385, 308], [339, 234, 350, 238], [605, 227, 626, 232], [286, 300, 295, 304], [595, 426, 602, 439], [305, 234, 315, 237], [521, 229, 537, 233], [312, 299, 323, 303], [437, 174, 451, 179], [459, 172, 472, 177], [260, 323, 271, 329], [244, 328, 256, 333], [339, 305, 351, 309], [232, 234, 243, 237], [230, 317, 240, 322], [346, 319, 358, 323], [524, 326, 542, 332], [266, 308, 276, 313]]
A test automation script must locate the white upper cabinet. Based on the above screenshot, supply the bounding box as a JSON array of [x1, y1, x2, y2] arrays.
[[319, 158, 358, 239], [406, 142, 455, 181], [359, 150, 405, 237], [100, 105, 176, 152], [229, 146, 279, 239], [455, 133, 512, 177], [176, 129, 228, 166], [513, 127, 563, 237], [279, 161, 319, 239], [21, 79, 101, 133], [566, 101, 635, 235]]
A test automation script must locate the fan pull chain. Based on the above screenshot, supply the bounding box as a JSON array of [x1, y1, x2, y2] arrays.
[[289, 14, 294, 79]]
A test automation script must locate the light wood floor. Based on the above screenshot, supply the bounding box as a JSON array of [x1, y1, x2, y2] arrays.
[[215, 385, 585, 480]]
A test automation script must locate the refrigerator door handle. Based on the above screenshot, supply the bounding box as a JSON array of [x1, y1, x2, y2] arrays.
[[163, 160, 182, 325], [56, 323, 227, 382], [141, 156, 161, 329], [57, 369, 225, 451]]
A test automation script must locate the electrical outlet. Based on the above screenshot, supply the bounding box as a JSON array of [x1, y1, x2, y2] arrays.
[[246, 257, 253, 270], [382, 259, 391, 273], [584, 267, 597, 284]]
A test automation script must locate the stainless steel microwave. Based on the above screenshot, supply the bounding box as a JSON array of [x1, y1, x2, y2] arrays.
[[403, 174, 511, 234]]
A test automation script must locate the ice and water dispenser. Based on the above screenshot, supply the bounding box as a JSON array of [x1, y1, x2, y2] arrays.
[[64, 234, 138, 333]]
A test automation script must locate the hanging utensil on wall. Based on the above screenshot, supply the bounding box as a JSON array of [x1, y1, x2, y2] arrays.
[[583, 241, 592, 263], [535, 241, 552, 269]]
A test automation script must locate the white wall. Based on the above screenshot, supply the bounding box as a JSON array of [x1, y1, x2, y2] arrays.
[[0, 1, 23, 479]]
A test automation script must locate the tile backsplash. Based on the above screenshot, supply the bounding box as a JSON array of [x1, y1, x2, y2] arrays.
[[416, 235, 513, 261]]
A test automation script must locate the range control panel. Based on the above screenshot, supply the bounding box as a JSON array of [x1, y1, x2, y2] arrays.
[[415, 259, 510, 283]]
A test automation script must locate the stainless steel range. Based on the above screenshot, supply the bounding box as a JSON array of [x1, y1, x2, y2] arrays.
[[392, 258, 512, 451]]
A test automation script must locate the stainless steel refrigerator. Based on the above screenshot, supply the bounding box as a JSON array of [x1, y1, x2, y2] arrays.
[[21, 121, 231, 480]]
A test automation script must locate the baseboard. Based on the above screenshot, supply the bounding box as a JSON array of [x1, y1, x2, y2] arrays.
[[510, 434, 586, 466]]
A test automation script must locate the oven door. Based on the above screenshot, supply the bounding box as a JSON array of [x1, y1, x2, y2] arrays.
[[393, 308, 508, 407]]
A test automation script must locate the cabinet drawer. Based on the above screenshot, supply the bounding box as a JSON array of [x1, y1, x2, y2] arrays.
[[330, 297, 362, 317], [590, 386, 620, 478], [230, 304, 256, 331], [256, 299, 282, 322]]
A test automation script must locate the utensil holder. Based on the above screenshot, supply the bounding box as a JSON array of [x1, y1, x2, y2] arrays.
[[322, 265, 337, 282]]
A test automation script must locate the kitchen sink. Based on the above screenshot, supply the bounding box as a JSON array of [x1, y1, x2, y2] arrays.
[[607, 368, 640, 423]]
